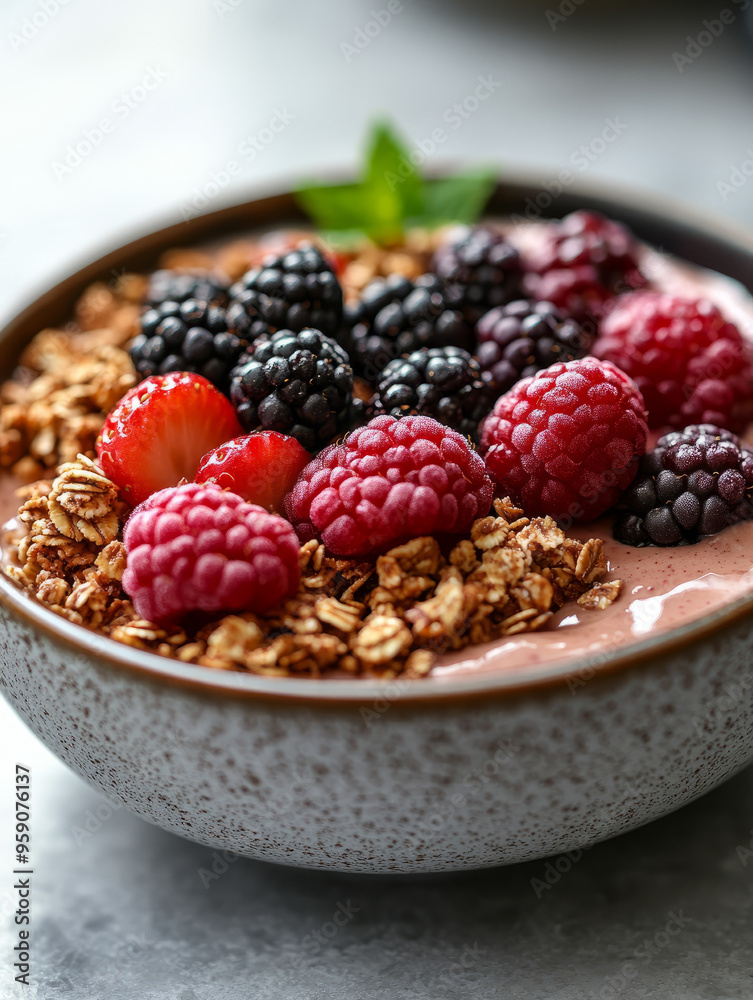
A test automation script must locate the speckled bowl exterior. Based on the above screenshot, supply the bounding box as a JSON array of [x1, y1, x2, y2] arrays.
[[1, 180, 753, 873]]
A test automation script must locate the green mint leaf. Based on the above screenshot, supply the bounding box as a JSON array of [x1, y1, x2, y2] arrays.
[[420, 169, 497, 227], [294, 123, 496, 245], [366, 121, 424, 222], [294, 183, 374, 233]]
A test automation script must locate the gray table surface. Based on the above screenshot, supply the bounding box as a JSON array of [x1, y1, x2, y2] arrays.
[[2, 1, 753, 997]]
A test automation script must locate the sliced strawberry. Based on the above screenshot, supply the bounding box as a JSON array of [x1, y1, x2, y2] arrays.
[[97, 373, 243, 507], [196, 432, 310, 513]]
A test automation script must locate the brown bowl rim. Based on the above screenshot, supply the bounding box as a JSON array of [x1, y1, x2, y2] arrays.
[[2, 173, 753, 706]]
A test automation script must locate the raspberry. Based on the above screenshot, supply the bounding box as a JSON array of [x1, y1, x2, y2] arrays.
[[432, 225, 521, 324], [122, 482, 300, 624], [479, 357, 648, 522], [595, 291, 753, 431], [524, 210, 646, 322], [614, 424, 753, 547], [285, 415, 493, 557], [475, 299, 592, 393]]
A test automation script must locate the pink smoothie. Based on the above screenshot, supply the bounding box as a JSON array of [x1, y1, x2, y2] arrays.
[[434, 517, 753, 678]]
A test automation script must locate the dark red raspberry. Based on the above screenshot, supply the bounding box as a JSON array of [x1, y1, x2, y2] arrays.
[[594, 291, 753, 431], [479, 357, 648, 523], [524, 211, 647, 322], [285, 415, 493, 556], [122, 482, 300, 624], [614, 424, 753, 547]]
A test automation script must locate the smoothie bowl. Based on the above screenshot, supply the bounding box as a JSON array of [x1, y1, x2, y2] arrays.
[[1, 160, 752, 872]]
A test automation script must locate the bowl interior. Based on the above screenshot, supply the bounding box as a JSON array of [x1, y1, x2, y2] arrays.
[[3, 176, 753, 703]]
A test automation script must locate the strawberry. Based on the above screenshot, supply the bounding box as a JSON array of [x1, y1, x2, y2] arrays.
[[97, 373, 243, 507], [195, 431, 310, 513]]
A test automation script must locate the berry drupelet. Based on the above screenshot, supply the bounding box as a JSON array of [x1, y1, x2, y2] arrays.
[[524, 210, 647, 322], [595, 291, 753, 432], [475, 299, 593, 394], [229, 328, 354, 452], [371, 346, 494, 439], [345, 273, 473, 382], [130, 299, 245, 394], [614, 424, 753, 547], [227, 244, 343, 341], [432, 225, 522, 324], [144, 269, 229, 308]]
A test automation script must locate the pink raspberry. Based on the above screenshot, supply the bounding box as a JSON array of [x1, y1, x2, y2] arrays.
[[524, 210, 647, 322], [122, 482, 300, 624], [285, 415, 493, 557], [594, 290, 753, 431], [479, 357, 648, 523]]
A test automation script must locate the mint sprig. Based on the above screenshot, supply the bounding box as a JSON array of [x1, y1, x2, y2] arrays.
[[295, 122, 496, 246]]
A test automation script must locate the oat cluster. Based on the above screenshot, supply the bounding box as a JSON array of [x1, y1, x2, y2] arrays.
[[5, 457, 621, 678], [0, 275, 142, 482]]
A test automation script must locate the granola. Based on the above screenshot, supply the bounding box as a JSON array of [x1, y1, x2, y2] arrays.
[[4, 459, 620, 678]]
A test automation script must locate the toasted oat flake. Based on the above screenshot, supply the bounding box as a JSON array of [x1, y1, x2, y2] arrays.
[[577, 580, 623, 609]]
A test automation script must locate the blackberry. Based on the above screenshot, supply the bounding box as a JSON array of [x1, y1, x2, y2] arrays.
[[130, 299, 245, 394], [614, 424, 753, 547], [229, 328, 354, 452], [475, 299, 592, 393], [345, 273, 473, 383], [227, 245, 343, 342], [524, 211, 647, 322], [371, 346, 494, 439], [144, 269, 229, 308], [432, 225, 522, 324]]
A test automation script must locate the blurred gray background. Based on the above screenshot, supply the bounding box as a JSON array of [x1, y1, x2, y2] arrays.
[[2, 1, 753, 997]]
